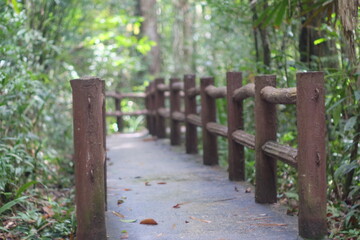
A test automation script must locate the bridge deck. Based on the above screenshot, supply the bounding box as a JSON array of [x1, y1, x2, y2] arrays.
[[105, 133, 300, 240]]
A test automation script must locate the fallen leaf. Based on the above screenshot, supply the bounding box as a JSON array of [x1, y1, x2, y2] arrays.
[[117, 200, 125, 205], [143, 137, 156, 142], [112, 211, 124, 218], [212, 198, 236, 203], [134, 176, 142, 179], [252, 223, 288, 227], [234, 186, 239, 192], [145, 182, 151, 186], [185, 220, 189, 223], [157, 233, 163, 237], [4, 221, 16, 229], [189, 216, 211, 223], [157, 182, 166, 185], [172, 202, 189, 208], [42, 206, 55, 218], [245, 187, 252, 193], [140, 218, 158, 225], [123, 188, 132, 191], [120, 219, 137, 223], [172, 224, 176, 229]]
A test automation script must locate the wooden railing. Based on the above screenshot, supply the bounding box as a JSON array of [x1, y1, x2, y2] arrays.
[[70, 71, 326, 240], [105, 91, 147, 132], [144, 71, 327, 239]]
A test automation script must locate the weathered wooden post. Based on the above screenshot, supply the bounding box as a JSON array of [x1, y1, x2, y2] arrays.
[[296, 72, 327, 239], [184, 74, 198, 154], [70, 77, 106, 240], [102, 84, 107, 211], [200, 77, 218, 165], [170, 78, 181, 145], [155, 78, 166, 138], [226, 72, 245, 181], [145, 86, 151, 134], [114, 91, 123, 132], [254, 75, 277, 203], [150, 81, 157, 136]]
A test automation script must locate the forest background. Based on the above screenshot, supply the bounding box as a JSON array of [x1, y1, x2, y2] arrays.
[[0, 0, 359, 239]]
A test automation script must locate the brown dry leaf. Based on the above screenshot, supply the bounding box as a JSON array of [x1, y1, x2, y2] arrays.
[[172, 224, 176, 229], [143, 137, 156, 142], [172, 202, 189, 208], [117, 200, 125, 205], [42, 206, 55, 218], [245, 187, 252, 193], [253, 223, 288, 227], [145, 182, 151, 186], [140, 218, 158, 225], [4, 221, 16, 230], [189, 216, 211, 223], [157, 182, 167, 185], [123, 188, 132, 191], [111, 211, 125, 218]]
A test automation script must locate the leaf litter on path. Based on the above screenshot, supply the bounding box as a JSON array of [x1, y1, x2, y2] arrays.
[[111, 211, 124, 218], [172, 202, 189, 208], [189, 216, 211, 223], [140, 218, 158, 225]]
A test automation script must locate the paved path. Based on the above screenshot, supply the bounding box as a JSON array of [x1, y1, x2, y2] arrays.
[[105, 133, 301, 240]]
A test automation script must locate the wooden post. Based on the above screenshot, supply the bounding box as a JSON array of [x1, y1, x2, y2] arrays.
[[254, 75, 277, 203], [170, 78, 181, 145], [155, 78, 166, 138], [102, 83, 107, 211], [226, 72, 245, 181], [70, 77, 106, 240], [200, 77, 218, 165], [145, 86, 151, 133], [114, 91, 123, 132], [296, 72, 327, 239], [184, 74, 198, 154], [150, 81, 157, 136]]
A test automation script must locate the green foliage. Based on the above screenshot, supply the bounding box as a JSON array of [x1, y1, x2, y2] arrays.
[[1, 0, 359, 239]]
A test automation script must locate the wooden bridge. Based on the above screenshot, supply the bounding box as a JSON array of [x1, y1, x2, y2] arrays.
[[70, 72, 327, 240]]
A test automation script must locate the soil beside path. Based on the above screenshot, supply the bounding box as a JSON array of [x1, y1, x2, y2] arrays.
[[105, 133, 301, 240]]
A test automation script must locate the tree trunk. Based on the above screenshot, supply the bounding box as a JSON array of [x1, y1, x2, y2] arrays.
[[172, 0, 194, 75], [139, 0, 161, 75]]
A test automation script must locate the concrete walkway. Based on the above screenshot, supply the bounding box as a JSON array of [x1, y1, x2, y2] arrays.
[[105, 133, 301, 240]]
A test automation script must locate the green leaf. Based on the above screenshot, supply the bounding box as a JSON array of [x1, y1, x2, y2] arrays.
[[314, 38, 327, 45], [285, 192, 299, 201], [120, 219, 137, 223], [11, 0, 20, 13], [355, 91, 360, 101], [274, 0, 287, 27], [0, 196, 28, 215], [15, 181, 38, 198], [0, 227, 10, 233], [335, 161, 359, 179], [344, 116, 357, 131]]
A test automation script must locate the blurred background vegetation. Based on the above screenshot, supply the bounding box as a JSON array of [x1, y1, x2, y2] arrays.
[[0, 0, 359, 239]]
